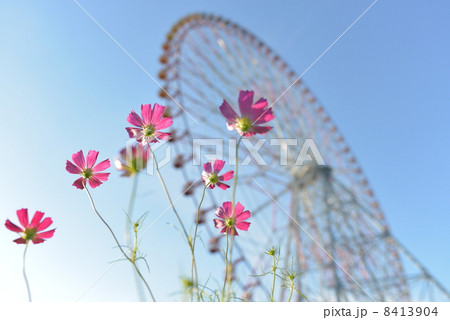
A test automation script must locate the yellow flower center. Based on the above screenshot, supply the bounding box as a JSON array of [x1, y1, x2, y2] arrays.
[[23, 228, 37, 241], [209, 173, 219, 184], [225, 217, 235, 228], [143, 125, 156, 137], [236, 116, 252, 133], [82, 168, 93, 179]]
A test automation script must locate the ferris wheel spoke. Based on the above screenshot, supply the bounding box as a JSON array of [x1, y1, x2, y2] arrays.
[[203, 24, 257, 90], [331, 177, 385, 229], [229, 31, 286, 98], [328, 180, 407, 299], [323, 198, 385, 298], [178, 62, 231, 105], [195, 25, 247, 82], [184, 37, 241, 94]]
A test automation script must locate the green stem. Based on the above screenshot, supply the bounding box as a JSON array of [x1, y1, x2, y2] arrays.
[[191, 184, 208, 301], [192, 185, 208, 258], [131, 263, 154, 302], [226, 235, 235, 301], [84, 185, 129, 259], [288, 284, 294, 302], [225, 136, 243, 301], [132, 224, 138, 261], [150, 148, 190, 241], [22, 243, 31, 302], [149, 148, 198, 300], [125, 175, 146, 302], [125, 175, 139, 241], [270, 255, 277, 302], [83, 183, 156, 302], [221, 233, 230, 301], [231, 136, 243, 207]]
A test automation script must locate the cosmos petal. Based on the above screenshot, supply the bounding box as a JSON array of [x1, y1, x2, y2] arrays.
[[233, 202, 245, 217], [213, 160, 225, 173], [155, 131, 171, 140], [219, 170, 234, 181], [88, 176, 102, 188], [214, 219, 225, 229], [31, 238, 45, 244], [215, 206, 227, 219], [251, 105, 274, 124], [36, 229, 55, 239], [236, 210, 251, 221], [155, 117, 173, 130], [242, 131, 257, 138], [92, 159, 111, 172], [65, 161, 83, 174], [251, 125, 272, 135], [17, 208, 29, 228], [14, 238, 27, 244], [216, 182, 230, 190], [127, 110, 144, 127], [141, 104, 153, 124], [126, 127, 142, 139], [150, 103, 165, 123], [72, 150, 86, 169], [251, 97, 268, 109], [222, 202, 233, 218], [29, 211, 44, 229], [72, 177, 85, 189], [93, 172, 110, 182], [235, 221, 250, 231], [238, 90, 254, 115], [203, 162, 212, 174], [5, 220, 23, 233], [86, 150, 99, 168], [219, 100, 238, 121], [37, 217, 53, 231]]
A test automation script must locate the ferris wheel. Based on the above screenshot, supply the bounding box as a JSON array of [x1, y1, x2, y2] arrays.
[[156, 13, 449, 301]]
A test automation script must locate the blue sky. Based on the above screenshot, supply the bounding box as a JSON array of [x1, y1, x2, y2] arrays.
[[0, 0, 449, 301]]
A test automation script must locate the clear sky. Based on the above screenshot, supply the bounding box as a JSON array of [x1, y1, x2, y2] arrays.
[[0, 0, 449, 302]]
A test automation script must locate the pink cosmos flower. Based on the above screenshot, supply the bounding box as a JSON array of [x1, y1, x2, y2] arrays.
[[5, 209, 55, 244], [126, 103, 173, 144], [115, 144, 150, 177], [219, 90, 274, 137], [213, 202, 251, 236], [201, 160, 234, 190], [66, 150, 111, 189]]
